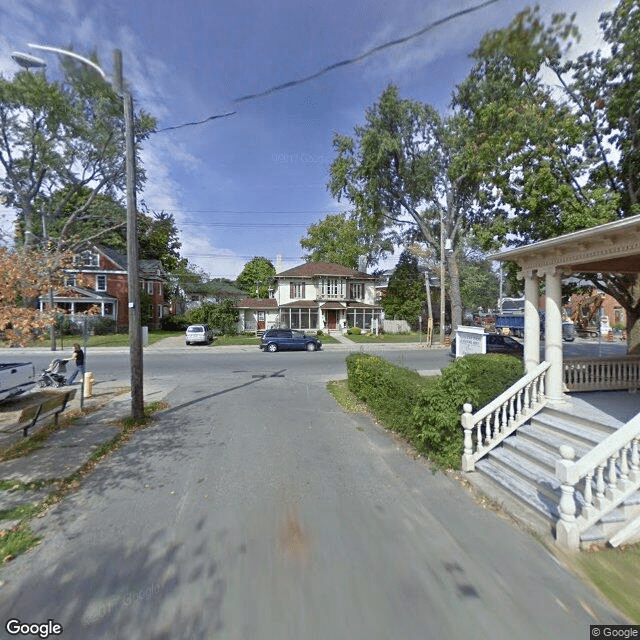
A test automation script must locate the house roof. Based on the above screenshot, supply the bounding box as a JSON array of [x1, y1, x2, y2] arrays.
[[236, 297, 278, 309], [276, 261, 374, 279], [40, 286, 118, 303], [279, 300, 319, 308], [96, 245, 127, 270]]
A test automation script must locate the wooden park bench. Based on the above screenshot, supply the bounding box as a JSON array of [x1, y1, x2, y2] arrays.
[[18, 389, 76, 438]]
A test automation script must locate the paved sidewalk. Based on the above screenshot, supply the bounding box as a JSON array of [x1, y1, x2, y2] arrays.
[[0, 379, 170, 532]]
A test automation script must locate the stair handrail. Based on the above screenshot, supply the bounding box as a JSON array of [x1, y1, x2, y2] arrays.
[[555, 412, 640, 550], [461, 361, 550, 471]]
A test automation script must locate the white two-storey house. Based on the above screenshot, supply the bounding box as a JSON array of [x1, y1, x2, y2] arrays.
[[274, 262, 381, 331]]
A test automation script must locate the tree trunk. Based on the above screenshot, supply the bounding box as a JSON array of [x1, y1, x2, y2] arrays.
[[446, 251, 463, 330]]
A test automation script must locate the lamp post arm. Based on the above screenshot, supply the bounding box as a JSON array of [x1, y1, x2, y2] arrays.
[[27, 44, 108, 81]]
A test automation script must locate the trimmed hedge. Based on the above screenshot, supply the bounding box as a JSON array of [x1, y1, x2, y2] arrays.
[[346, 353, 434, 437], [346, 353, 524, 469]]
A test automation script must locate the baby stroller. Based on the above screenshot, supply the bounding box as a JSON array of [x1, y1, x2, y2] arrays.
[[38, 358, 69, 388]]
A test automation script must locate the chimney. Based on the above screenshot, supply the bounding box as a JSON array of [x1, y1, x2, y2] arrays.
[[275, 253, 284, 274], [357, 256, 367, 273]]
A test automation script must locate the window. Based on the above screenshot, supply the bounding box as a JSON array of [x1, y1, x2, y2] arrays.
[[79, 251, 99, 267], [147, 281, 154, 294], [319, 278, 342, 298], [290, 282, 306, 299], [65, 274, 76, 287], [350, 283, 364, 300], [96, 274, 106, 291], [157, 305, 163, 319]]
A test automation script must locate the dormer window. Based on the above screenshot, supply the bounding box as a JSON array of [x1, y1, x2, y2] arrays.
[[76, 250, 99, 267]]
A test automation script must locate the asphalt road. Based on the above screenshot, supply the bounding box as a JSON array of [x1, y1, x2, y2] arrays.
[[0, 342, 628, 638]]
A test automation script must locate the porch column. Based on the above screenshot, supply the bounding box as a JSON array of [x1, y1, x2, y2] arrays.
[[522, 269, 540, 374], [544, 268, 565, 403]]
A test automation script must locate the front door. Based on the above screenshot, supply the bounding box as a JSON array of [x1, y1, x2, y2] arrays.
[[257, 311, 265, 330], [327, 310, 337, 330]]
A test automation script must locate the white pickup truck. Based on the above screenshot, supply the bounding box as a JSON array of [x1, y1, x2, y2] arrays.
[[0, 362, 36, 403]]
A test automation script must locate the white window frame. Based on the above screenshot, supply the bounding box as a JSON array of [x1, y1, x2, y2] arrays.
[[147, 281, 154, 295], [96, 274, 107, 291]]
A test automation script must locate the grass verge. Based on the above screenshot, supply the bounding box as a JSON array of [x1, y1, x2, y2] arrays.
[[575, 543, 640, 623], [327, 379, 370, 415]]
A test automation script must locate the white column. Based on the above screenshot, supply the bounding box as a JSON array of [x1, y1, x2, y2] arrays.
[[544, 268, 565, 403], [523, 270, 540, 374]]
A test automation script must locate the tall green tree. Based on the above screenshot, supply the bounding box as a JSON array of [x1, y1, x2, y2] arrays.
[[0, 56, 155, 253], [328, 84, 475, 329], [452, 2, 640, 349], [236, 257, 276, 298], [380, 250, 426, 327], [300, 212, 391, 269]]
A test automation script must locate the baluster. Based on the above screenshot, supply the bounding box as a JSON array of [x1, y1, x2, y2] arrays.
[[523, 382, 531, 414], [492, 408, 500, 440], [582, 471, 595, 519], [539, 372, 545, 399], [515, 389, 523, 421], [556, 445, 580, 550], [531, 377, 538, 406], [629, 437, 639, 482], [501, 401, 508, 434], [618, 444, 630, 491], [461, 403, 475, 472], [508, 395, 515, 428], [605, 454, 618, 500], [484, 415, 492, 446], [476, 422, 482, 451], [595, 463, 606, 508]]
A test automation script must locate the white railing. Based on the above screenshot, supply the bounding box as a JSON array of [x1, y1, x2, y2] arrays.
[[555, 412, 640, 550], [461, 361, 550, 471], [564, 356, 640, 392]]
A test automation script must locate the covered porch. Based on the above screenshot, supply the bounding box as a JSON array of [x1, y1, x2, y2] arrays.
[[493, 215, 640, 402], [462, 216, 640, 549]]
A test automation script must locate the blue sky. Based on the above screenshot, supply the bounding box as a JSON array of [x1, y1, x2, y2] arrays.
[[0, 0, 614, 278]]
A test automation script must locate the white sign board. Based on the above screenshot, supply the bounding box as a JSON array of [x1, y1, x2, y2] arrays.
[[454, 325, 486, 358]]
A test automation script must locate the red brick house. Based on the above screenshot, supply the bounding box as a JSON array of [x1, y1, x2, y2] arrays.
[[38, 245, 166, 330]]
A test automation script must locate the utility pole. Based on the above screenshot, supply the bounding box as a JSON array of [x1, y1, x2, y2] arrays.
[[113, 50, 144, 421], [439, 209, 446, 346]]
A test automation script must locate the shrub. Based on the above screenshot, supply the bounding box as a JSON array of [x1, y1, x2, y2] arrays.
[[345, 353, 433, 438], [412, 354, 524, 468], [347, 326, 362, 335], [161, 315, 188, 331], [90, 317, 116, 335], [316, 329, 324, 337]]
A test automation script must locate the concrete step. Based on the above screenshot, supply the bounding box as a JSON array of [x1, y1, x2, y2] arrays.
[[485, 445, 560, 505], [517, 422, 593, 461], [475, 456, 559, 521], [530, 411, 618, 450], [538, 405, 623, 435]]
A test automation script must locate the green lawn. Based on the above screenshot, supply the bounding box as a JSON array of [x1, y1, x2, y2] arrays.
[[17, 330, 179, 350], [344, 331, 442, 343]]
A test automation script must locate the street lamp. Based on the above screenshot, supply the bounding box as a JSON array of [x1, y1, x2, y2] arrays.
[[13, 44, 144, 420]]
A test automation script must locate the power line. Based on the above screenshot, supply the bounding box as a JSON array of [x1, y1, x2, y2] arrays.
[[235, 0, 502, 104], [151, 0, 502, 133]]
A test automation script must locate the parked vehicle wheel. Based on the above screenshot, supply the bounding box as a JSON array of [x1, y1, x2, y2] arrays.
[[306, 342, 316, 352], [267, 343, 278, 353]]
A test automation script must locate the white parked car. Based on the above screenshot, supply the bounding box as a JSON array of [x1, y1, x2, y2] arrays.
[[185, 324, 214, 346]]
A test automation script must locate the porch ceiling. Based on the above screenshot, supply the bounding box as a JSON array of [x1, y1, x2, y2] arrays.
[[492, 215, 640, 275]]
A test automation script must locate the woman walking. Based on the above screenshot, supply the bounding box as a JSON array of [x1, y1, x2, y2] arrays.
[[67, 343, 85, 385]]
